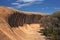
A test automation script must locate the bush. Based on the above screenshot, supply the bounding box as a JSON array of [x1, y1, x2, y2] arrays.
[[40, 11, 60, 40]]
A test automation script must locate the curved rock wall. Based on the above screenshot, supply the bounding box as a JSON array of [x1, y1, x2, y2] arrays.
[[0, 6, 46, 40]]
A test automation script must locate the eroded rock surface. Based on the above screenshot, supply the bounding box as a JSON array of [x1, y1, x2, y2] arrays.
[[0, 6, 46, 40]]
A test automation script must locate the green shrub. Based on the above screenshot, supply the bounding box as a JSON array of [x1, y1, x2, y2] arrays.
[[40, 11, 60, 40]]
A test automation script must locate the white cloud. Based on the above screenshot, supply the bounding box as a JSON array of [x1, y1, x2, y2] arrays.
[[11, 0, 44, 8], [15, 3, 32, 8], [12, 3, 20, 5], [16, 0, 44, 2], [54, 8, 60, 9], [16, 0, 35, 2]]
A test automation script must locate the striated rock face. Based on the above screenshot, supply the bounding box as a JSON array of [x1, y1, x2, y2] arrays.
[[8, 11, 42, 27], [0, 30, 11, 40], [0, 6, 46, 40]]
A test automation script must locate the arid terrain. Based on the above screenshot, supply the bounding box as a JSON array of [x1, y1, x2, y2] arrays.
[[0, 6, 48, 40]]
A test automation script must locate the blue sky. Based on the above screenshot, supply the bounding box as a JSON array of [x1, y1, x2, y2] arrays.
[[0, 0, 60, 14]]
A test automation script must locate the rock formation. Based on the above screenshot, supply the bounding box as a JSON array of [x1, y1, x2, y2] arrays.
[[0, 6, 47, 40]]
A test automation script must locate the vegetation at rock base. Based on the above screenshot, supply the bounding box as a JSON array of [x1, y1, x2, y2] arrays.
[[40, 11, 60, 40]]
